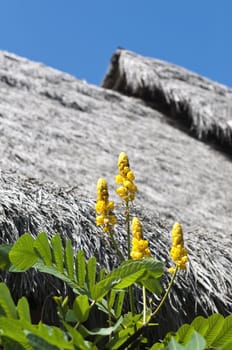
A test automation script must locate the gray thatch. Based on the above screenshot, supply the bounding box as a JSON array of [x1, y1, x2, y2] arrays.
[[0, 50, 231, 336], [102, 49, 232, 151], [0, 169, 230, 336], [1, 50, 232, 232]]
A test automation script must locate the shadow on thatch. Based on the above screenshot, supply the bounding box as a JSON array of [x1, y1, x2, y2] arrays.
[[102, 49, 232, 153], [0, 170, 231, 337]]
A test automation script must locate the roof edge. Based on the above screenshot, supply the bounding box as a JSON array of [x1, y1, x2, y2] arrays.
[[102, 49, 232, 154]]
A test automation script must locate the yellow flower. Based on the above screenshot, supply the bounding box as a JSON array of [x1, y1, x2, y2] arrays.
[[95, 200, 105, 214], [131, 217, 143, 240], [168, 222, 188, 273], [130, 217, 151, 259], [95, 178, 117, 232], [115, 152, 137, 202], [116, 186, 128, 199], [127, 171, 135, 181]]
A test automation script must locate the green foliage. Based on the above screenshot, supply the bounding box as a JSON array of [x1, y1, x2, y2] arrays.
[[17, 297, 31, 322], [0, 149, 230, 350], [0, 233, 165, 348], [0, 286, 97, 350], [0, 283, 17, 318], [5, 232, 163, 305], [73, 295, 90, 323], [158, 332, 206, 350], [0, 233, 231, 349], [0, 244, 12, 270], [9, 233, 37, 271], [152, 314, 232, 350]]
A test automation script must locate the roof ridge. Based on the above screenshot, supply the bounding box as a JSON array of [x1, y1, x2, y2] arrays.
[[102, 49, 232, 154]]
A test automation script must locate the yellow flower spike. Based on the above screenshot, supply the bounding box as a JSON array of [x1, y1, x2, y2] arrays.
[[130, 217, 151, 260], [169, 222, 188, 273], [115, 152, 137, 202], [95, 178, 117, 233], [131, 217, 143, 240], [97, 178, 109, 201]]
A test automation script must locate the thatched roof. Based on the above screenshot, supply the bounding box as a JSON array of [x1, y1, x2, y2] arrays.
[[1, 50, 232, 232], [102, 49, 232, 151], [0, 50, 231, 335], [0, 169, 230, 334]]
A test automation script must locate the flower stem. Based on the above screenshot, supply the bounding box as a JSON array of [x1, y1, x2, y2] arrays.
[[142, 286, 147, 325], [150, 266, 178, 319], [129, 285, 135, 317], [109, 230, 125, 262], [125, 201, 136, 316], [118, 267, 178, 350], [126, 201, 130, 260]]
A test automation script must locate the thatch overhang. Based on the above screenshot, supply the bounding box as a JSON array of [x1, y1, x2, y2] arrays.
[[0, 169, 231, 334], [0, 50, 231, 334], [102, 49, 232, 152]]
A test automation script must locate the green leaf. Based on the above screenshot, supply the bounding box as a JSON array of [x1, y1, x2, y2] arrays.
[[213, 314, 232, 348], [185, 332, 206, 350], [9, 233, 37, 270], [163, 337, 184, 349], [0, 318, 33, 350], [1, 337, 26, 350], [204, 313, 224, 346], [31, 322, 73, 349], [120, 258, 164, 279], [0, 244, 12, 270], [33, 261, 79, 291], [98, 267, 106, 282], [150, 342, 165, 350], [27, 334, 60, 350], [92, 276, 120, 301], [64, 322, 97, 350], [87, 256, 97, 297], [93, 259, 161, 301], [0, 283, 17, 318], [86, 316, 123, 336], [141, 276, 162, 295], [51, 234, 64, 273], [17, 297, 31, 322], [34, 232, 52, 266], [109, 258, 163, 290], [76, 250, 86, 287], [64, 309, 78, 323], [191, 316, 209, 337], [73, 295, 90, 323], [114, 291, 125, 319], [113, 268, 146, 289], [222, 341, 232, 350], [176, 324, 195, 345], [108, 289, 116, 310], [65, 239, 75, 281]]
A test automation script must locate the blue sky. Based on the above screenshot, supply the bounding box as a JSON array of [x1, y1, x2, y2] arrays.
[[0, 1, 231, 87]]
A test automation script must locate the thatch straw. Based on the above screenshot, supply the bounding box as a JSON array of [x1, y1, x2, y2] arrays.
[[0, 170, 231, 336], [0, 50, 232, 234], [0, 50, 231, 336], [102, 49, 232, 151]]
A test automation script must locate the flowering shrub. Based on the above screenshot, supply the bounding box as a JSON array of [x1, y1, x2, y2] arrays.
[[0, 152, 230, 349]]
